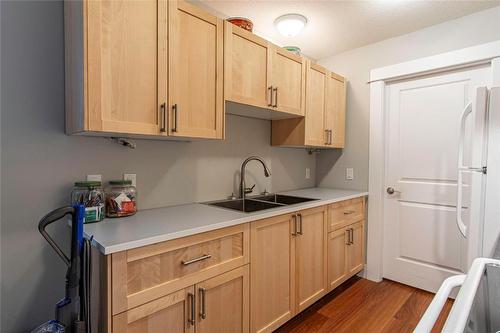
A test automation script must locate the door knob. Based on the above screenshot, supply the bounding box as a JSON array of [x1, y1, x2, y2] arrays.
[[386, 187, 395, 195]]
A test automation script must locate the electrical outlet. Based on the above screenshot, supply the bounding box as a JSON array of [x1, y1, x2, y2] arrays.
[[346, 168, 354, 180], [86, 174, 102, 182], [123, 173, 137, 187], [305, 168, 311, 179]]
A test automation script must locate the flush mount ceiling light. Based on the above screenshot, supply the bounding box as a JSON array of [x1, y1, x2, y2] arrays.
[[274, 14, 308, 37]]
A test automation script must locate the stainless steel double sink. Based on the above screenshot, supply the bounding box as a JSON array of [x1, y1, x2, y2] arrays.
[[205, 194, 318, 213]]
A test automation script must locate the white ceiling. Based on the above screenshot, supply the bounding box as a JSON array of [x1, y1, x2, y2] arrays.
[[194, 0, 500, 60]]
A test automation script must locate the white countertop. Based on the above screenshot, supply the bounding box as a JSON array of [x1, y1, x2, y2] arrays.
[[84, 187, 368, 254]]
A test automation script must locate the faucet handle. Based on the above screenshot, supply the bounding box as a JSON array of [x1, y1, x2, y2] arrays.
[[244, 184, 256, 194]]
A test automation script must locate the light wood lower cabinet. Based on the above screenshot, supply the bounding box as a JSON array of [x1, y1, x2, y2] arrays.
[[250, 214, 295, 333], [250, 206, 327, 333], [113, 266, 249, 333], [295, 207, 328, 312], [327, 220, 366, 291]]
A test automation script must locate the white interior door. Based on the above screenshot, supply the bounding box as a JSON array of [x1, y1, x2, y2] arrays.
[[383, 65, 490, 292]]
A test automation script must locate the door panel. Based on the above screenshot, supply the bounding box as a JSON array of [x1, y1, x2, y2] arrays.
[[112, 287, 194, 333], [305, 62, 327, 146], [87, 0, 164, 135], [250, 214, 295, 333], [296, 206, 327, 312], [169, 1, 223, 139], [327, 228, 348, 290], [196, 266, 249, 333], [271, 48, 305, 115], [225, 23, 270, 109], [325, 74, 346, 148], [383, 65, 490, 292], [347, 222, 364, 274]]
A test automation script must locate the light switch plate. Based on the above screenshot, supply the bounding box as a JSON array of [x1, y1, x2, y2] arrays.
[[86, 174, 102, 182], [305, 168, 311, 179], [346, 168, 354, 180], [123, 173, 137, 187]]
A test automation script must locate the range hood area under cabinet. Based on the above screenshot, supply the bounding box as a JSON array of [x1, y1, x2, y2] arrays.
[[65, 0, 346, 149], [65, 0, 224, 140]]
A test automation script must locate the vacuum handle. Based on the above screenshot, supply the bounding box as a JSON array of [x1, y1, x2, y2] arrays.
[[38, 206, 76, 266]]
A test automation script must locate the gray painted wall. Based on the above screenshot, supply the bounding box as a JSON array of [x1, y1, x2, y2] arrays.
[[316, 5, 500, 191], [0, 1, 315, 332]]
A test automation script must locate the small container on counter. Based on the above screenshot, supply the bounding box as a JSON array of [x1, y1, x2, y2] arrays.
[[105, 180, 137, 217], [71, 181, 105, 223]]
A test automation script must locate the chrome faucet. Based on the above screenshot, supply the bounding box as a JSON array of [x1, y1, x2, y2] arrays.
[[239, 156, 271, 200]]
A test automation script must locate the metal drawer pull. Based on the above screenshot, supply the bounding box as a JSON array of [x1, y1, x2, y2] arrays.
[[160, 103, 166, 132], [329, 130, 333, 145], [268, 86, 273, 106], [273, 87, 278, 108], [344, 210, 356, 215], [297, 213, 303, 235], [349, 228, 354, 244], [199, 287, 206, 319], [345, 229, 350, 245], [172, 103, 178, 132], [182, 254, 212, 266], [325, 129, 329, 145], [188, 292, 196, 326]]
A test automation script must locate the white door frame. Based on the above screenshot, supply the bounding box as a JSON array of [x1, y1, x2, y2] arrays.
[[367, 40, 500, 282]]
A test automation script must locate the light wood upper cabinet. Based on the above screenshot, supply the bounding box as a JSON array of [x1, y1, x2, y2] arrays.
[[325, 72, 347, 148], [112, 287, 194, 333], [72, 0, 166, 136], [305, 62, 328, 146], [295, 206, 327, 312], [168, 1, 224, 139], [271, 61, 346, 148], [250, 214, 295, 333], [196, 266, 249, 333], [225, 22, 271, 109], [269, 47, 306, 116], [65, 0, 223, 140]]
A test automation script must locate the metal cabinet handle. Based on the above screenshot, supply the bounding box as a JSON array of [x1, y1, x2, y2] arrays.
[[160, 103, 166, 132], [344, 210, 355, 215], [273, 87, 278, 108], [172, 104, 178, 132], [329, 130, 333, 145], [268, 86, 273, 107], [349, 228, 354, 244], [182, 254, 212, 266], [324, 129, 329, 145], [188, 292, 196, 326], [292, 214, 297, 236], [345, 229, 350, 245], [199, 287, 206, 320], [297, 213, 303, 235]]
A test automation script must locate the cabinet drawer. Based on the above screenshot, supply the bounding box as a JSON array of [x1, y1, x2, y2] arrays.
[[112, 224, 250, 314], [328, 197, 365, 231]]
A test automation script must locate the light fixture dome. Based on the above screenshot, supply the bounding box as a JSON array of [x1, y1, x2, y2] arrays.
[[274, 14, 307, 37]]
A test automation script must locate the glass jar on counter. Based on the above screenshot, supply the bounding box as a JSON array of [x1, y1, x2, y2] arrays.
[[71, 181, 105, 223], [105, 180, 137, 217]]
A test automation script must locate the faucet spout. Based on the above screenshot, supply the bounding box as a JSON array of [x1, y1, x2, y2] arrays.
[[239, 156, 271, 199]]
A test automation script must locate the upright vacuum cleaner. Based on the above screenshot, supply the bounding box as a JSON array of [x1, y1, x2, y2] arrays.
[[33, 205, 91, 333]]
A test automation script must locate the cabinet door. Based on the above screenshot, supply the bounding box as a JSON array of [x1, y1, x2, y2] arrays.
[[86, 0, 166, 135], [327, 228, 348, 291], [112, 287, 195, 333], [347, 221, 365, 275], [304, 62, 328, 146], [169, 1, 223, 139], [225, 22, 271, 109], [325, 73, 346, 148], [250, 214, 295, 333], [270, 47, 305, 116], [196, 265, 249, 333], [295, 206, 327, 312]]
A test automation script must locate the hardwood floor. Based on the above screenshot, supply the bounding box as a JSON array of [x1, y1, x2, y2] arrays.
[[275, 276, 453, 333]]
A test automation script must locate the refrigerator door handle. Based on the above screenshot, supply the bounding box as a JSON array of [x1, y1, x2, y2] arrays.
[[456, 102, 473, 238]]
